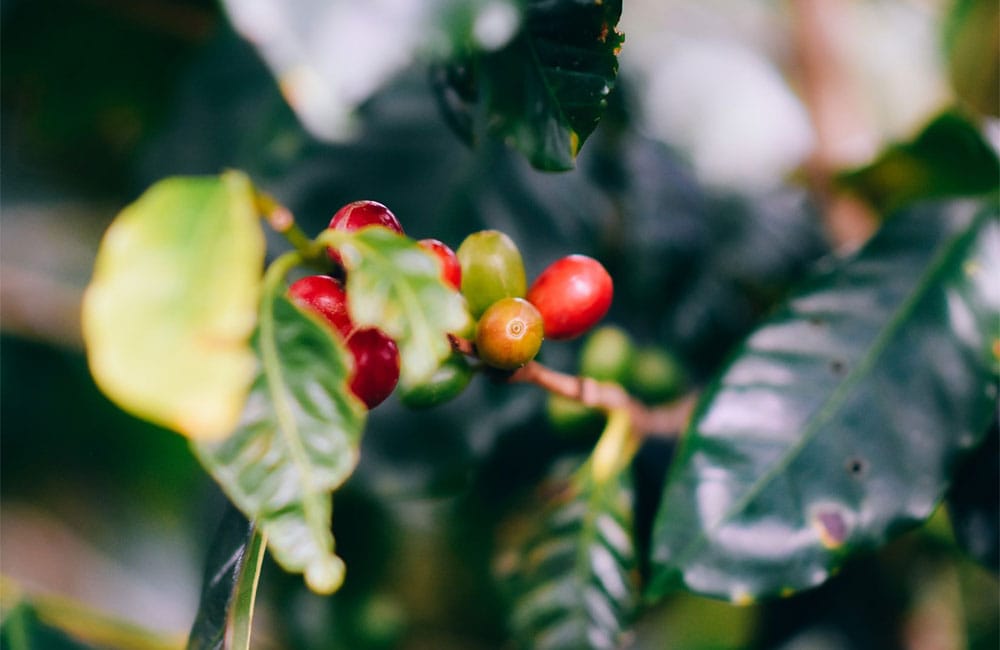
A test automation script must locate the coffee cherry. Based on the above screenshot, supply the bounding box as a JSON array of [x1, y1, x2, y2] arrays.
[[398, 352, 473, 408], [327, 200, 404, 267], [628, 346, 686, 404], [346, 329, 400, 409], [579, 325, 634, 384], [418, 239, 462, 290], [475, 297, 543, 370], [456, 230, 527, 319], [329, 200, 404, 235], [288, 275, 352, 337], [527, 255, 612, 340], [288, 274, 400, 409]]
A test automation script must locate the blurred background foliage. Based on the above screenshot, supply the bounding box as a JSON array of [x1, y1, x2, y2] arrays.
[[1, 0, 996, 648]]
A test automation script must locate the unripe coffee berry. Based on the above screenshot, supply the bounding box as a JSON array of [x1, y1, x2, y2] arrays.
[[475, 297, 543, 370], [527, 255, 613, 340], [418, 238, 462, 290], [456, 230, 527, 319]]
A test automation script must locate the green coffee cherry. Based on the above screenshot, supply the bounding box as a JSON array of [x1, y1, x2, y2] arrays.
[[628, 346, 687, 403], [398, 352, 474, 409], [457, 230, 527, 319], [545, 394, 604, 435], [579, 325, 635, 384]]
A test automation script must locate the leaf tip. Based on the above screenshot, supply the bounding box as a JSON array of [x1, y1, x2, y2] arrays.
[[306, 554, 346, 595]]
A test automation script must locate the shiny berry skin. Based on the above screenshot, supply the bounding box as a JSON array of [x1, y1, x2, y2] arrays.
[[456, 230, 527, 319], [346, 329, 400, 409], [329, 200, 404, 234], [527, 255, 613, 340], [418, 239, 462, 290], [398, 352, 472, 409], [327, 200, 404, 266], [475, 297, 543, 370], [288, 275, 353, 337], [288, 274, 400, 409]]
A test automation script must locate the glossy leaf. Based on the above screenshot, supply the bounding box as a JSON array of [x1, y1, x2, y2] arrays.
[[82, 172, 265, 440], [187, 504, 265, 650], [433, 0, 624, 170], [323, 227, 472, 386], [838, 111, 1000, 215], [649, 200, 1000, 603], [499, 412, 639, 649], [194, 289, 367, 595]]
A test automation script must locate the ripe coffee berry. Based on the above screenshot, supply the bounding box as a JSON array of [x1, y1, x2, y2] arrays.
[[418, 239, 462, 290], [475, 297, 544, 370], [527, 255, 613, 340], [289, 275, 400, 409], [327, 200, 404, 267]]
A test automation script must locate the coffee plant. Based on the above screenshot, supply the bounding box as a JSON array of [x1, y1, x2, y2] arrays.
[[2, 0, 997, 648]]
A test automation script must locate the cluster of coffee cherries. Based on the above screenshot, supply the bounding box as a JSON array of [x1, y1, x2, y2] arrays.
[[289, 200, 614, 410]]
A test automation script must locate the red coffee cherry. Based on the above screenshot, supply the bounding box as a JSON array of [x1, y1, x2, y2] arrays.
[[418, 238, 462, 290], [329, 200, 404, 234], [475, 297, 544, 370], [327, 200, 404, 267], [345, 329, 400, 410], [288, 275, 400, 409], [288, 275, 352, 337], [526, 255, 613, 340]]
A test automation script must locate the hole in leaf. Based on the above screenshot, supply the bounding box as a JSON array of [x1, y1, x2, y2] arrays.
[[846, 457, 867, 477]]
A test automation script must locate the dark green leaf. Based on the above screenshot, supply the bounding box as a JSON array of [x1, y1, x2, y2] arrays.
[[187, 504, 265, 650], [1, 603, 92, 650], [324, 227, 472, 386], [648, 200, 1000, 603], [499, 414, 639, 649], [946, 418, 999, 572], [434, 0, 624, 170], [838, 111, 999, 215], [194, 287, 367, 595]]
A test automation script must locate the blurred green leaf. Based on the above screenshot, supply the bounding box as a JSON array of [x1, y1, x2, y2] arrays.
[[944, 0, 999, 117], [947, 419, 999, 572], [187, 504, 265, 650], [838, 111, 999, 215], [194, 284, 367, 595], [324, 227, 472, 386], [82, 172, 265, 440], [500, 414, 639, 649], [648, 200, 1000, 602], [433, 0, 624, 170]]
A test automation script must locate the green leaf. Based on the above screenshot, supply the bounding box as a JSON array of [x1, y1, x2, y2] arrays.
[[648, 200, 1000, 603], [943, 0, 999, 117], [187, 504, 266, 650], [194, 274, 367, 595], [499, 413, 639, 649], [324, 227, 472, 386], [837, 110, 1000, 215], [82, 172, 265, 440], [434, 0, 624, 170]]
